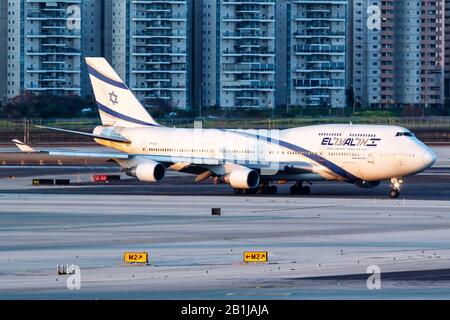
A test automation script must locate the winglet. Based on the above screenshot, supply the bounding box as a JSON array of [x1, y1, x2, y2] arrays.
[[12, 139, 37, 153]]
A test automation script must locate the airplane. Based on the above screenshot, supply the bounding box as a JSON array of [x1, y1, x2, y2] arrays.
[[25, 57, 436, 199]]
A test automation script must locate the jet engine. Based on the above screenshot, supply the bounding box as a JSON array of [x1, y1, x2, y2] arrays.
[[126, 161, 165, 182], [223, 169, 260, 189]]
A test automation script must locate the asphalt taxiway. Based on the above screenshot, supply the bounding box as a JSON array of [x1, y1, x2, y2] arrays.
[[0, 167, 450, 299], [0, 166, 449, 200]]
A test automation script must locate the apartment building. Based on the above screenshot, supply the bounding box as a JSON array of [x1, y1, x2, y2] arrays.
[[286, 0, 348, 108], [6, 0, 103, 99], [353, 0, 445, 108], [110, 0, 193, 109], [202, 0, 276, 109]]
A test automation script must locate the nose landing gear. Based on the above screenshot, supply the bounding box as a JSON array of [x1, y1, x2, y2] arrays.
[[389, 178, 403, 198]]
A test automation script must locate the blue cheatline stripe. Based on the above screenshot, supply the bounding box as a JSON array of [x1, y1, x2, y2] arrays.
[[227, 130, 360, 182], [87, 65, 129, 90], [97, 102, 161, 127]]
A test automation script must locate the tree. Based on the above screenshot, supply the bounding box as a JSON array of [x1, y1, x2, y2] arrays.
[[0, 92, 97, 119]]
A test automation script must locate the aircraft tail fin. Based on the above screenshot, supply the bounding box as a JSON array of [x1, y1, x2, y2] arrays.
[[85, 57, 160, 128]]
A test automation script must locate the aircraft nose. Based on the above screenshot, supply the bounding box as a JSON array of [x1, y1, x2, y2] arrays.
[[423, 148, 437, 168]]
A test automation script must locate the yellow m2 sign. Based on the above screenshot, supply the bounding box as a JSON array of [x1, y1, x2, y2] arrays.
[[243, 252, 268, 263], [124, 252, 148, 264]]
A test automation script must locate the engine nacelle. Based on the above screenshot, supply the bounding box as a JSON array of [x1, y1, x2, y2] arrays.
[[224, 169, 260, 189], [126, 161, 165, 182], [355, 180, 381, 189]]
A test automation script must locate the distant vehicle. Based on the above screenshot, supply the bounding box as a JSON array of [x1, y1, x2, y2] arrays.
[[29, 58, 435, 198]]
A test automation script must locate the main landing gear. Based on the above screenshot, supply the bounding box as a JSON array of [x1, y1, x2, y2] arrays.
[[233, 183, 278, 195], [290, 182, 311, 195], [389, 178, 403, 199]]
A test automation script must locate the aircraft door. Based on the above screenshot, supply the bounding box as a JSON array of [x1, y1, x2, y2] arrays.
[[367, 151, 375, 164]]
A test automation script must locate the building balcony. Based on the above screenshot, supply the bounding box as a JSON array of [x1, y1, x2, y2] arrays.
[[133, 31, 186, 39], [134, 86, 187, 92], [294, 31, 345, 38], [235, 95, 261, 100], [27, 69, 81, 74], [294, 79, 345, 89], [223, 31, 274, 39], [294, 13, 345, 21], [133, 15, 186, 22], [222, 52, 275, 57], [27, 30, 81, 38], [222, 81, 274, 92], [132, 68, 186, 74], [294, 44, 345, 55], [144, 78, 171, 82], [223, 0, 275, 5], [37, 77, 67, 82], [132, 49, 186, 56], [223, 64, 274, 74], [293, 0, 346, 4], [295, 68, 344, 73], [133, 0, 186, 4], [26, 86, 81, 92], [27, 49, 81, 56], [223, 14, 274, 22]]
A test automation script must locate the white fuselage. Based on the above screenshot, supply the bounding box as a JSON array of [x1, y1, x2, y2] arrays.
[[94, 124, 436, 183]]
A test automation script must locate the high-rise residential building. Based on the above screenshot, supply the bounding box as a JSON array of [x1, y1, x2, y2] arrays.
[[110, 0, 193, 110], [103, 0, 113, 64], [274, 0, 288, 108], [353, 0, 445, 108], [81, 0, 105, 96], [346, 0, 353, 106], [445, 0, 450, 104], [192, 0, 203, 110], [0, 0, 7, 103], [285, 0, 348, 108], [202, 0, 276, 109], [6, 0, 103, 99]]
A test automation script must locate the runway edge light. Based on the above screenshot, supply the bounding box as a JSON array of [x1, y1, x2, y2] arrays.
[[124, 252, 149, 265], [244, 251, 268, 263]]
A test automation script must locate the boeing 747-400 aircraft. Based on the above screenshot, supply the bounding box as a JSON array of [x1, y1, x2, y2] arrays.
[[30, 58, 436, 198]]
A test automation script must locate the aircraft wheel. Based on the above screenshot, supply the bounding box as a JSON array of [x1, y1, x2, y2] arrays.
[[269, 186, 277, 195], [262, 187, 270, 195], [290, 185, 299, 195], [302, 186, 311, 195], [389, 189, 400, 199]]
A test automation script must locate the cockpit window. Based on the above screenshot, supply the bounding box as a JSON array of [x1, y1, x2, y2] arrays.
[[396, 132, 414, 137]]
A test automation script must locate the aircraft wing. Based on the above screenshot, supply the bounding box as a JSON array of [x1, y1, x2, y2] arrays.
[[45, 151, 224, 165], [36, 125, 131, 144], [45, 150, 130, 160], [6, 141, 315, 173]]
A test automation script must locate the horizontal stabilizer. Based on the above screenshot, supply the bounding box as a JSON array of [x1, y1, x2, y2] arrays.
[[12, 139, 38, 153], [35, 125, 131, 144]]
